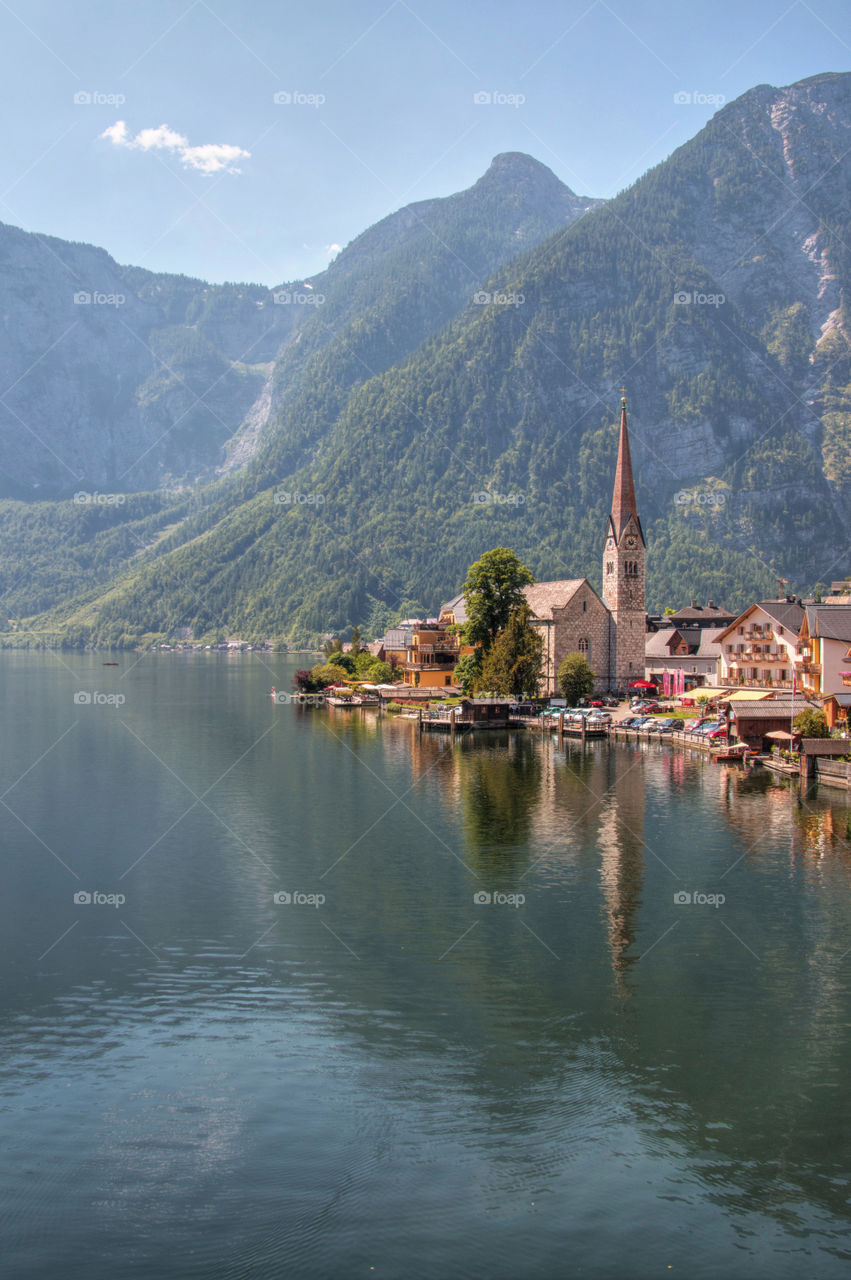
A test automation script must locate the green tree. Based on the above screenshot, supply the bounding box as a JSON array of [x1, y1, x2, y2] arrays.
[[476, 604, 543, 697], [350, 625, 363, 655], [794, 708, 830, 738], [310, 662, 350, 687], [323, 635, 343, 658], [463, 548, 535, 653], [453, 652, 480, 695], [557, 652, 595, 704]]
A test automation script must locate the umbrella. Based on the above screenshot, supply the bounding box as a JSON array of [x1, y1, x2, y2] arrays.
[[629, 679, 657, 690]]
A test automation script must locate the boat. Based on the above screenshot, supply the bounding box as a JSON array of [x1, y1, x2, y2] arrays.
[[327, 693, 363, 707]]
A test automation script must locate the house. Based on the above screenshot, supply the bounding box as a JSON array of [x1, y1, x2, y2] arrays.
[[715, 600, 805, 690], [823, 692, 851, 732], [797, 605, 851, 700], [403, 623, 464, 689], [647, 601, 735, 633], [727, 696, 818, 751], [645, 626, 724, 687]]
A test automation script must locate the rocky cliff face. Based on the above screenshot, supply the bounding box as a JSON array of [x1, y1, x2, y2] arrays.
[[0, 154, 595, 497]]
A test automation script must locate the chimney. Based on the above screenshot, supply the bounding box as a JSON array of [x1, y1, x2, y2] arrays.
[[690, 599, 697, 608], [708, 600, 716, 609]]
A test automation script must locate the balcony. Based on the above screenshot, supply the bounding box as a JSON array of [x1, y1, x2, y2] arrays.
[[415, 642, 459, 654]]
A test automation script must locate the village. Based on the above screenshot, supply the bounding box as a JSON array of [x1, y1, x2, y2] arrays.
[[302, 396, 851, 786]]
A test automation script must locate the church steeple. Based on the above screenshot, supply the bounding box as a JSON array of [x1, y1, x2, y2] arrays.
[[602, 391, 646, 689], [610, 392, 643, 545]]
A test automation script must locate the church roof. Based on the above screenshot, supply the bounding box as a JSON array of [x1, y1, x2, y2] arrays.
[[523, 579, 588, 620], [610, 396, 643, 542]]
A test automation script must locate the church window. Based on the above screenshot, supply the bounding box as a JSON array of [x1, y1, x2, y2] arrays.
[[606, 561, 614, 576], [583, 599, 587, 612], [578, 638, 590, 660]]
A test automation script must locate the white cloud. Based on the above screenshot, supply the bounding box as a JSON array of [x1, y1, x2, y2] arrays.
[[326, 243, 342, 256], [100, 121, 249, 175]]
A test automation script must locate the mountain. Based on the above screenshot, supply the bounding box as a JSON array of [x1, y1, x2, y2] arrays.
[[5, 73, 851, 646]]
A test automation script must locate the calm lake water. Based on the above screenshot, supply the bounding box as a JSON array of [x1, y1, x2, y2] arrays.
[[1, 653, 851, 1278]]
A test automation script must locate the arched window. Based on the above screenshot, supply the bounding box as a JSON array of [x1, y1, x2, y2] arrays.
[[578, 638, 590, 660], [606, 561, 614, 576]]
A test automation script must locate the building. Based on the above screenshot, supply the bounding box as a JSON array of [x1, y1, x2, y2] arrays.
[[402, 623, 475, 689], [602, 395, 647, 687], [645, 626, 724, 687], [727, 696, 818, 752], [647, 601, 735, 633], [524, 579, 612, 695], [434, 395, 647, 696], [797, 605, 851, 701], [715, 600, 805, 690]]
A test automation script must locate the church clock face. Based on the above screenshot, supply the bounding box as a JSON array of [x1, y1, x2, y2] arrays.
[[625, 535, 637, 548]]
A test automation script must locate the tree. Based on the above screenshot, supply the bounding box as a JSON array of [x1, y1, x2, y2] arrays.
[[557, 652, 595, 704], [463, 548, 535, 653], [310, 662, 350, 687], [323, 635, 343, 658], [476, 604, 543, 697], [453, 652, 480, 695], [350, 625, 363, 656], [794, 708, 830, 738]]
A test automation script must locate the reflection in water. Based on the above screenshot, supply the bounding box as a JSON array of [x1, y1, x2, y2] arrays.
[[6, 657, 851, 1278]]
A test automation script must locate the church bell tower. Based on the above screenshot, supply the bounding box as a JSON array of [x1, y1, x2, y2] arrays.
[[602, 393, 646, 689]]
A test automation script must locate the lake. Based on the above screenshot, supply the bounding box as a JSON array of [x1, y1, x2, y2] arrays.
[[1, 652, 851, 1278]]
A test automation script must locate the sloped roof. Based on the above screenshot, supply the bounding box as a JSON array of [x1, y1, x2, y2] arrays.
[[523, 579, 587, 621], [439, 593, 468, 625], [667, 603, 735, 624], [383, 626, 414, 649], [644, 626, 724, 659], [804, 604, 851, 643], [715, 600, 805, 643], [730, 698, 817, 720], [645, 629, 684, 658], [696, 629, 725, 657]]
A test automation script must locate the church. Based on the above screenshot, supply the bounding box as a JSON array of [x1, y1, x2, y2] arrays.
[[440, 394, 646, 694]]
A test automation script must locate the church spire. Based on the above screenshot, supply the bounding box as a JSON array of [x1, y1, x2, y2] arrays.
[[610, 391, 642, 543]]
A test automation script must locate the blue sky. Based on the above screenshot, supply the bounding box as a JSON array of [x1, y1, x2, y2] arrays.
[[0, 0, 848, 285]]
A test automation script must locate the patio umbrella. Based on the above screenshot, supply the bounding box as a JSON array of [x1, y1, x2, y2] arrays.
[[629, 680, 656, 690]]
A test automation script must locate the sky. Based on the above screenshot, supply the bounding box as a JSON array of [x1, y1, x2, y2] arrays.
[[0, 0, 848, 286]]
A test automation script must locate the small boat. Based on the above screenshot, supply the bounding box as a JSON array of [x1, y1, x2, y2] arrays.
[[103, 661, 119, 666], [327, 693, 363, 707]]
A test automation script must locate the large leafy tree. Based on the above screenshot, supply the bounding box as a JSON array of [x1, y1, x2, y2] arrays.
[[476, 604, 543, 697], [557, 652, 595, 704], [463, 548, 535, 653]]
